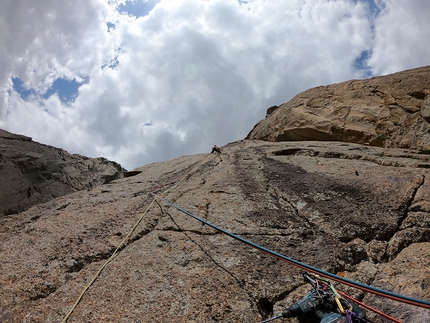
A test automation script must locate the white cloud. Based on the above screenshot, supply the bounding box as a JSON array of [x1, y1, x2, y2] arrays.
[[368, 0, 430, 75], [1, 0, 429, 170]]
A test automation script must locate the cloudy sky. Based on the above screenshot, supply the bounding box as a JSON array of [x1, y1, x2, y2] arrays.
[[1, 0, 429, 170]]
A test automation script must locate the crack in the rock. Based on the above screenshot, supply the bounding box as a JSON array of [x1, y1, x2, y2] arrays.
[[279, 148, 430, 168], [162, 210, 245, 286], [260, 153, 330, 241], [28, 282, 59, 300], [128, 217, 162, 243], [268, 186, 320, 237], [153, 163, 315, 320], [204, 199, 210, 217], [157, 227, 220, 236], [380, 175, 428, 261], [151, 164, 275, 315], [239, 232, 298, 237], [395, 174, 425, 232], [84, 156, 225, 270], [66, 247, 118, 273], [64, 198, 164, 275]]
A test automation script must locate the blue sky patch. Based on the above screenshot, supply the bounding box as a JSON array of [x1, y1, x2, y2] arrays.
[[43, 77, 88, 104], [108, 56, 120, 69], [356, 0, 383, 17], [12, 77, 36, 100], [353, 50, 372, 77], [107, 22, 116, 32], [118, 0, 160, 18], [12, 76, 88, 104]]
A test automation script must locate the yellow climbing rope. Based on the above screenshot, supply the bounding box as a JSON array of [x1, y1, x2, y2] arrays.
[[61, 154, 219, 322]]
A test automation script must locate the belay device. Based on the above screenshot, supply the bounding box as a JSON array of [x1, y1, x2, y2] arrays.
[[260, 273, 370, 323]]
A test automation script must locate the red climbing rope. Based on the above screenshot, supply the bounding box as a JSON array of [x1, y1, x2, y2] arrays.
[[152, 194, 430, 321]]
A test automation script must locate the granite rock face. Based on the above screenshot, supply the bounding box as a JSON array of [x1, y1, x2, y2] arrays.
[[0, 140, 429, 323], [247, 66, 430, 151], [2, 66, 430, 322], [0, 129, 126, 217]]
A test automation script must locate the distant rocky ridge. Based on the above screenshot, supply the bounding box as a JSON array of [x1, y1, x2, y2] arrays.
[[0, 129, 126, 216], [247, 65, 430, 151], [1, 67, 430, 323]]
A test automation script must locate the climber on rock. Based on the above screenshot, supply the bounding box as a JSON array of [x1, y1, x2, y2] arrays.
[[211, 145, 221, 154]]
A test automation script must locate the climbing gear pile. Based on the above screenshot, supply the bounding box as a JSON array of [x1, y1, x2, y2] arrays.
[[276, 273, 370, 323]]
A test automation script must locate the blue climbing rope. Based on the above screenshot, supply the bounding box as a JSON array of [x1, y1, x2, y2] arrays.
[[150, 193, 430, 310]]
